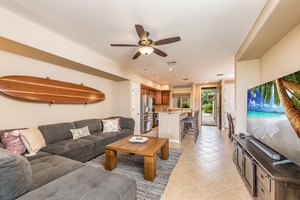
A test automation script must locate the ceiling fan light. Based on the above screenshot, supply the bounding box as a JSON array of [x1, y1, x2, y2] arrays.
[[139, 46, 154, 55]]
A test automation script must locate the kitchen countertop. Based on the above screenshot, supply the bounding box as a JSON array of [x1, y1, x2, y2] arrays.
[[156, 111, 188, 115]]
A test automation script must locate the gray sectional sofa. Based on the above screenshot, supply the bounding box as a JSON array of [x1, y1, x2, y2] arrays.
[[0, 117, 137, 200]]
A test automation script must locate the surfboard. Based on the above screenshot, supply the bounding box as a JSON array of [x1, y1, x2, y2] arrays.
[[0, 75, 105, 104]]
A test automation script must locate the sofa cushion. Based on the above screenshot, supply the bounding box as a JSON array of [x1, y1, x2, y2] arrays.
[[38, 122, 76, 144], [73, 119, 102, 133], [16, 166, 137, 200], [80, 131, 118, 156], [114, 129, 134, 140], [40, 138, 94, 161], [24, 151, 52, 161], [29, 155, 84, 190], [0, 148, 32, 200], [20, 126, 46, 154], [109, 116, 135, 130], [1, 130, 26, 154]]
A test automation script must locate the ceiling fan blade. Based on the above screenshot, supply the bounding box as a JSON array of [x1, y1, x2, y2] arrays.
[[132, 51, 142, 59], [153, 47, 167, 57], [154, 37, 181, 46], [135, 24, 147, 41], [111, 44, 139, 47]]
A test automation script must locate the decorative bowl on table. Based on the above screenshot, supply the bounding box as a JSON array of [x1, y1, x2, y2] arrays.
[[128, 136, 148, 143]]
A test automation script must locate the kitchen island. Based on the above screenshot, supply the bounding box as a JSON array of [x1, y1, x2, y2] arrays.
[[158, 111, 188, 143]]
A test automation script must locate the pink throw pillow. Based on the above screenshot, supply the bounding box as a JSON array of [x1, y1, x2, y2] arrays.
[[1, 130, 26, 154]]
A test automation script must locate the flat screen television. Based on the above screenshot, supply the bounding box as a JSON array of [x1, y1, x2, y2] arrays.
[[246, 70, 300, 166]]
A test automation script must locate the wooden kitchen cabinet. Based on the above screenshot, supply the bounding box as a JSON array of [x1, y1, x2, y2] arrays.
[[141, 84, 170, 105], [161, 91, 170, 105], [155, 91, 162, 104]]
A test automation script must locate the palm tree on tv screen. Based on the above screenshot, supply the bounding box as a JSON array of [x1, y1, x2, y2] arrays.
[[251, 71, 300, 139]]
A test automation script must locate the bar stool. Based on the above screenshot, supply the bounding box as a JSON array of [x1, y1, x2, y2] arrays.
[[181, 110, 200, 142]]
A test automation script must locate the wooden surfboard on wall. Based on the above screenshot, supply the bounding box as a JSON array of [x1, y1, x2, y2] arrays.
[[0, 75, 105, 104]]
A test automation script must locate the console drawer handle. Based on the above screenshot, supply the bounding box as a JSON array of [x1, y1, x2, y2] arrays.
[[261, 188, 264, 193], [260, 174, 268, 179]]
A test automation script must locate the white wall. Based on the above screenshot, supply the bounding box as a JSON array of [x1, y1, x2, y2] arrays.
[[0, 51, 118, 129]]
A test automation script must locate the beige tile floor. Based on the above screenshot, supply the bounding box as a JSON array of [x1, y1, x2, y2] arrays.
[[145, 126, 254, 200]]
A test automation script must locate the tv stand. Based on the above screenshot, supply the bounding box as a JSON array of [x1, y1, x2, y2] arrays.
[[232, 135, 300, 200]]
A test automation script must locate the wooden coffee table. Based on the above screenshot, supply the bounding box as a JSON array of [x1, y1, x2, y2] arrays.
[[105, 136, 169, 181]]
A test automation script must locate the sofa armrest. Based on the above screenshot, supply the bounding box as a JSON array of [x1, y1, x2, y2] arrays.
[[120, 117, 135, 130]]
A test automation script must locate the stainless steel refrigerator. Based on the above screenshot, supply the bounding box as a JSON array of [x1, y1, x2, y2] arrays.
[[140, 95, 153, 133]]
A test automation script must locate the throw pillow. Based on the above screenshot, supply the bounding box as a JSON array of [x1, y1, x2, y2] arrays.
[[1, 130, 26, 154], [19, 126, 46, 155], [70, 126, 91, 139], [102, 118, 120, 133]]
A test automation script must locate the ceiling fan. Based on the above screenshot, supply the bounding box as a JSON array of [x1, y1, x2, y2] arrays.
[[110, 24, 181, 59]]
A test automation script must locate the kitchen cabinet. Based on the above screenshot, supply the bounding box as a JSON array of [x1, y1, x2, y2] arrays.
[[162, 91, 170, 105], [155, 91, 162, 104], [140, 85, 170, 105]]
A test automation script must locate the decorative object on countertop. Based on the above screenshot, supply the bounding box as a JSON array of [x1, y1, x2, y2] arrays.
[[0, 75, 105, 104]]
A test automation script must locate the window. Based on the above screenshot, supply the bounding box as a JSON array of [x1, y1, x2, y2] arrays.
[[172, 93, 190, 108]]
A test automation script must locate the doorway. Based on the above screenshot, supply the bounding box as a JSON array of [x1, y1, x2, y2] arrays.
[[201, 87, 218, 126]]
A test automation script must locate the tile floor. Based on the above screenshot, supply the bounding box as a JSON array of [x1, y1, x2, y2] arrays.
[[146, 126, 254, 200]]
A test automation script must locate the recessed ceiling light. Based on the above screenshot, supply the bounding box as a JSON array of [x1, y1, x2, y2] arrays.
[[169, 68, 173, 71]]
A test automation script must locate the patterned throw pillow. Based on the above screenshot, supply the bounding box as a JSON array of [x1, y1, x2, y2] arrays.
[[19, 126, 46, 155], [1, 130, 26, 154], [102, 118, 120, 133], [70, 126, 90, 139]]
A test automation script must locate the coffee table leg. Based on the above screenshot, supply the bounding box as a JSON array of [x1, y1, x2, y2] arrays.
[[144, 155, 156, 181], [161, 140, 169, 160], [105, 149, 117, 170]]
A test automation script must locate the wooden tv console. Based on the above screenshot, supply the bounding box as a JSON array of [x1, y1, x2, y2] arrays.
[[232, 135, 300, 200]]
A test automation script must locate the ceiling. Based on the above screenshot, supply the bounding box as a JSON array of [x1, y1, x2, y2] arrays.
[[0, 0, 267, 84]]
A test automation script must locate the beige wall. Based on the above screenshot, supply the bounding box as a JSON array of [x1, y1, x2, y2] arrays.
[[117, 80, 132, 117], [260, 24, 300, 83], [0, 51, 120, 129], [235, 23, 300, 134], [235, 59, 260, 134], [0, 7, 164, 129]]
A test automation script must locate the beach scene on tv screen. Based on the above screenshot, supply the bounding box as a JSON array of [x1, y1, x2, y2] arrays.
[[246, 70, 300, 166]]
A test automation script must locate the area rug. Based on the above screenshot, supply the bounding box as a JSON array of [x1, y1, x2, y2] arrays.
[[85, 148, 183, 200]]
